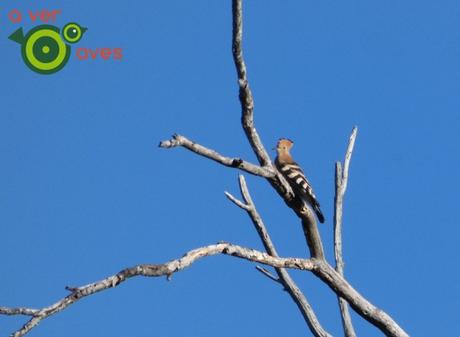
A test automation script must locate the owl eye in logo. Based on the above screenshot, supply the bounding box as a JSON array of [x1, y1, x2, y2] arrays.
[[8, 22, 87, 75]]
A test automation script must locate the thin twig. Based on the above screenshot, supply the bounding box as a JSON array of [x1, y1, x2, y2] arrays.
[[225, 191, 250, 210], [2, 243, 314, 337], [230, 175, 332, 337], [255, 266, 280, 283], [159, 134, 274, 178], [342, 127, 358, 194], [334, 126, 358, 337]]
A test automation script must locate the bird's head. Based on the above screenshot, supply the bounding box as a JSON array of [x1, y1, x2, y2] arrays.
[[275, 138, 294, 153], [62, 22, 87, 44]]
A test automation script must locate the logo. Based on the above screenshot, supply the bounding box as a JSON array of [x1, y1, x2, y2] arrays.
[[9, 22, 87, 74], [5, 8, 123, 75]]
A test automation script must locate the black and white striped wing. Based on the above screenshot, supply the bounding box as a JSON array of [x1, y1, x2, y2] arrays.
[[278, 162, 325, 223]]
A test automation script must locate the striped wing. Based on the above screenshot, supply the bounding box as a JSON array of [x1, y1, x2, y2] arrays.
[[279, 162, 317, 199], [277, 161, 325, 223]]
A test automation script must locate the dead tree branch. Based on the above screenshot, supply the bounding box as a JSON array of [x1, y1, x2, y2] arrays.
[[2, 240, 409, 337], [159, 134, 274, 178], [0, 307, 39, 316], [1, 243, 314, 337], [334, 127, 358, 337], [1, 240, 408, 337], [232, 0, 271, 168], [313, 260, 408, 337], [226, 175, 332, 337]]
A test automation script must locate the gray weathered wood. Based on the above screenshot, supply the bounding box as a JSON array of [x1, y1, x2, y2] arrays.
[[334, 127, 358, 337], [226, 175, 332, 337]]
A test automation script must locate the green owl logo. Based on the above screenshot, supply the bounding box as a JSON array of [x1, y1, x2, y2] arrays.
[[9, 22, 87, 75]]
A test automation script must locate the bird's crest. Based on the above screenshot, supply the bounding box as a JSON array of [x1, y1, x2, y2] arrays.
[[276, 138, 294, 150]]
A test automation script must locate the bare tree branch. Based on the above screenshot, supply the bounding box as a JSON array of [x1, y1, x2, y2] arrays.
[[2, 240, 408, 337], [313, 260, 408, 337], [232, 0, 272, 168], [226, 175, 332, 337], [225, 191, 250, 210], [2, 243, 315, 337], [334, 163, 344, 275], [341, 127, 357, 195], [159, 134, 274, 178], [334, 127, 358, 337], [0, 307, 38, 316], [300, 209, 325, 259]]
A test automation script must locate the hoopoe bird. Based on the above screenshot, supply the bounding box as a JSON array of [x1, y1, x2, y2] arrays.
[[274, 138, 325, 223]]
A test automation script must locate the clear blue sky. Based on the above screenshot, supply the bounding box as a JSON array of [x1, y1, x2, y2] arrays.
[[1, 1, 459, 336]]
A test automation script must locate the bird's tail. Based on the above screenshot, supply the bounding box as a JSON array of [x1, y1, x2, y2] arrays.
[[9, 27, 25, 44], [314, 204, 325, 224]]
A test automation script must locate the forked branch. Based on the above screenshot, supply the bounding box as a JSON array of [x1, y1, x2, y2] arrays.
[[226, 175, 331, 337]]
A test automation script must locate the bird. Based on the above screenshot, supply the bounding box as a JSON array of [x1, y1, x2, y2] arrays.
[[274, 138, 325, 223], [8, 22, 87, 74]]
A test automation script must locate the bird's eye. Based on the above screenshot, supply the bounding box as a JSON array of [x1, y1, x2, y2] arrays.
[[68, 28, 78, 39], [62, 23, 84, 43]]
